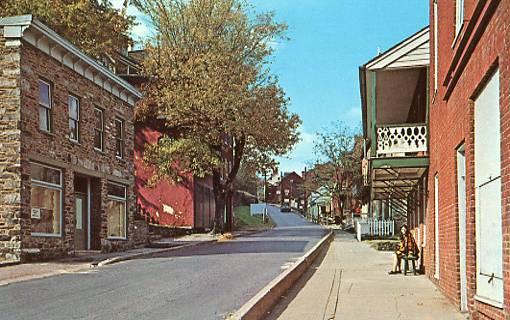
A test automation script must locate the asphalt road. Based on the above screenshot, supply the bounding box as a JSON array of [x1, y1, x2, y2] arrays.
[[0, 205, 325, 320]]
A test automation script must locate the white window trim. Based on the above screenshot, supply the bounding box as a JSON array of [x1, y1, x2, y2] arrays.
[[68, 95, 80, 142], [114, 118, 124, 159], [30, 163, 63, 238], [38, 79, 52, 132], [94, 107, 104, 152], [474, 295, 504, 310], [106, 182, 127, 240], [453, 0, 464, 46], [433, 0, 438, 94]]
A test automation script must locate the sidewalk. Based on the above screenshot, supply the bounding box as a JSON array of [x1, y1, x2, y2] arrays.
[[0, 232, 221, 287], [268, 231, 467, 320]]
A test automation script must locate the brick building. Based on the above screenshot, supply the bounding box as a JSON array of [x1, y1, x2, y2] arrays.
[[279, 171, 305, 210], [427, 0, 510, 318], [0, 15, 143, 262]]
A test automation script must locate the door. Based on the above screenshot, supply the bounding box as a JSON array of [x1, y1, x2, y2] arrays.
[[457, 146, 467, 312], [475, 69, 503, 306], [74, 194, 88, 250]]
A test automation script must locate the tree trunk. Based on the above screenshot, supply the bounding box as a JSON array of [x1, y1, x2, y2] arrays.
[[225, 189, 234, 232], [212, 170, 225, 234]]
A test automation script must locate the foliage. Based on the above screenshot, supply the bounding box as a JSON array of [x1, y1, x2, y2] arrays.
[[234, 162, 261, 196], [306, 122, 362, 218], [234, 206, 272, 230], [135, 0, 301, 230], [0, 0, 135, 58]]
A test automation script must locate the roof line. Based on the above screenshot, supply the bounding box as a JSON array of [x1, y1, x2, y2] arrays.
[[362, 25, 429, 68]]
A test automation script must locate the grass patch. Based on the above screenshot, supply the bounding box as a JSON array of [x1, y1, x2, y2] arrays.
[[234, 206, 273, 230], [366, 239, 400, 251]]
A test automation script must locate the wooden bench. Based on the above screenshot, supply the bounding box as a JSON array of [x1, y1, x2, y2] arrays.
[[402, 254, 418, 275]]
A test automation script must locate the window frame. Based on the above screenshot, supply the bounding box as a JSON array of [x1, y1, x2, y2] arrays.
[[30, 162, 63, 238], [94, 107, 104, 151], [455, 0, 464, 39], [114, 118, 124, 159], [433, 0, 438, 96], [68, 95, 80, 142], [106, 182, 127, 240], [38, 79, 52, 132]]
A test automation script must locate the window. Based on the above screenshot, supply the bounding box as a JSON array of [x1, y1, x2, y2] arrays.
[[114, 118, 124, 159], [106, 182, 127, 239], [68, 95, 80, 142], [474, 69, 503, 306], [38, 80, 52, 132], [30, 163, 62, 236], [94, 108, 104, 151], [455, 0, 464, 36]]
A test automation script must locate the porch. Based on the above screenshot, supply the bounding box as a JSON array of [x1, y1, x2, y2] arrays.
[[359, 27, 429, 229]]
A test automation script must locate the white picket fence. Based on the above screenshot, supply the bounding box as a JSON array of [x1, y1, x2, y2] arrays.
[[356, 219, 395, 241]]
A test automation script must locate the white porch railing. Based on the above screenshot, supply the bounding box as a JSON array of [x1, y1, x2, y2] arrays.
[[356, 219, 395, 241], [376, 124, 427, 156]]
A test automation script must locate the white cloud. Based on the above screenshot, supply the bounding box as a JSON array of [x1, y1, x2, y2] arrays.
[[276, 128, 316, 175], [343, 106, 362, 127], [111, 0, 153, 43]]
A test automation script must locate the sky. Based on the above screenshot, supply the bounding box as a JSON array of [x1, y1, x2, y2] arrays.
[[114, 0, 429, 175]]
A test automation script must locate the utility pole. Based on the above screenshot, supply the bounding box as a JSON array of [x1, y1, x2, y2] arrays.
[[263, 170, 267, 224], [304, 167, 308, 219]]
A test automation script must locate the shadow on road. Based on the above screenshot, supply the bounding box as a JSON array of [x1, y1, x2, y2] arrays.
[[130, 240, 311, 260]]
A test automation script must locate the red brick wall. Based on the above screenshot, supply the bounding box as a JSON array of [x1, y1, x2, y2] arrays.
[[18, 41, 137, 258], [134, 124, 196, 228], [428, 0, 509, 318]]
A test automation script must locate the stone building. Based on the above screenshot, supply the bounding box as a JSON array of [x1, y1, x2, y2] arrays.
[[0, 15, 143, 262], [427, 0, 510, 318]]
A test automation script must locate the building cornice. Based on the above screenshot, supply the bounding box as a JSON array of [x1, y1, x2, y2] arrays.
[[442, 0, 501, 100], [0, 15, 142, 106]]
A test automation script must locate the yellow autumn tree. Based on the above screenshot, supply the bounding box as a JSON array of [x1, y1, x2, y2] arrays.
[[0, 0, 135, 59], [135, 0, 301, 232]]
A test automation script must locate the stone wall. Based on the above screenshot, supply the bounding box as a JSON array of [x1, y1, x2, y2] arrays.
[[16, 39, 137, 260], [0, 27, 22, 262]]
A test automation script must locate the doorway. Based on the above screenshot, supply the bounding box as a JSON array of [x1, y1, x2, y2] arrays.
[[74, 176, 90, 251], [457, 145, 467, 312]]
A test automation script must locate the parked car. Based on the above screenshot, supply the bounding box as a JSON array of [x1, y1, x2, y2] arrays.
[[280, 203, 291, 212]]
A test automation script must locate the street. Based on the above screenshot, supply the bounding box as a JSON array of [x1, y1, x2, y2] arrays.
[[0, 205, 325, 320]]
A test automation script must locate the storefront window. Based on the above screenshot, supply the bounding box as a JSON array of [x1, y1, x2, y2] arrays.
[[107, 183, 126, 239], [30, 163, 62, 236]]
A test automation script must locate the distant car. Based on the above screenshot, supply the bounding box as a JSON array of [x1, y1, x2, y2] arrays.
[[280, 204, 291, 212]]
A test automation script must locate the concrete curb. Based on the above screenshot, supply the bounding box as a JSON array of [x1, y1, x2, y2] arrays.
[[229, 229, 334, 320], [94, 240, 217, 267], [95, 228, 272, 267]]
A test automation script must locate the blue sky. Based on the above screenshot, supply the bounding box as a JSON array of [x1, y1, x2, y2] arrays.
[[115, 0, 429, 175]]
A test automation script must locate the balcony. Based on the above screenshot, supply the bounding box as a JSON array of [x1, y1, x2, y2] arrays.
[[376, 123, 427, 157]]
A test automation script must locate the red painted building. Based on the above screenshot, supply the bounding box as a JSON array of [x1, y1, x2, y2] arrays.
[[134, 123, 215, 230], [428, 0, 509, 318]]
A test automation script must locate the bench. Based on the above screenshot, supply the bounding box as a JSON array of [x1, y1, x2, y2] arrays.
[[402, 254, 418, 275]]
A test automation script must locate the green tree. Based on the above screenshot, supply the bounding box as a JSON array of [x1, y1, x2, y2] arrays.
[[234, 162, 261, 196], [0, 0, 135, 58], [307, 122, 362, 223], [136, 0, 300, 232]]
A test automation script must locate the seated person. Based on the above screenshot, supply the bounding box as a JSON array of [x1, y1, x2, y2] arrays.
[[388, 224, 419, 274]]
